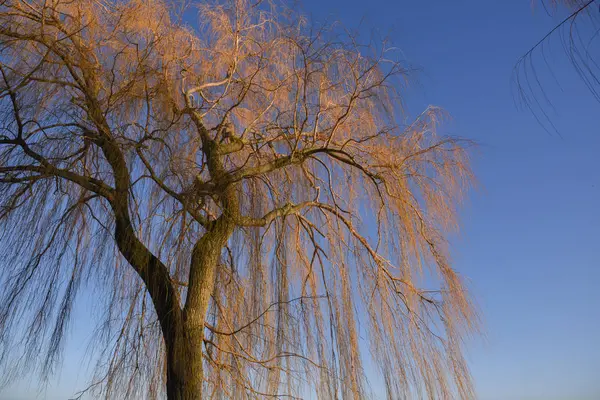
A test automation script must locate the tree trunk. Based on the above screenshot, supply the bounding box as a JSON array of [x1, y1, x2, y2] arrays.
[[166, 231, 227, 399], [165, 330, 205, 400], [162, 276, 214, 400]]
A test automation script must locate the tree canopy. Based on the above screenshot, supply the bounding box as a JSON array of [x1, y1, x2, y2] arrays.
[[0, 1, 477, 398]]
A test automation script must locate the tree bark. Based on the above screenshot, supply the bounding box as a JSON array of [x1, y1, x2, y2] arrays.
[[164, 330, 203, 400], [175, 219, 235, 399], [160, 236, 233, 400]]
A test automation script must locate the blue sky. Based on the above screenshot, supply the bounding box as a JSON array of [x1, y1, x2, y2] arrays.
[[4, 1, 600, 399]]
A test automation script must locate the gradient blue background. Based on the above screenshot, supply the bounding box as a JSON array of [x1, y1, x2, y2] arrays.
[[3, 1, 600, 399]]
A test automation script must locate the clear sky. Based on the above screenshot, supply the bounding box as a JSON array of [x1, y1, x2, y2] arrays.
[[3, 1, 600, 399]]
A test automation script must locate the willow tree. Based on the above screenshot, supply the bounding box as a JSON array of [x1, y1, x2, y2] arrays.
[[0, 0, 477, 399]]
